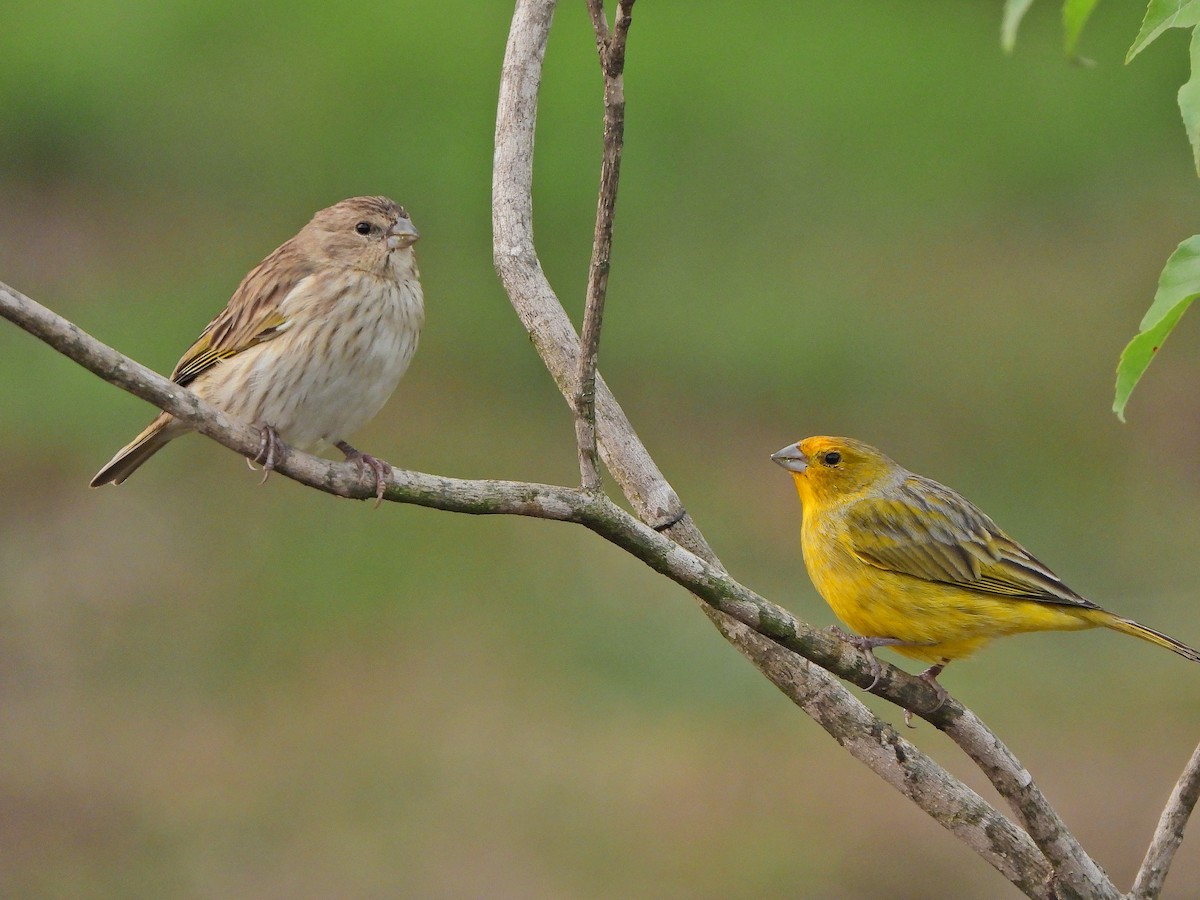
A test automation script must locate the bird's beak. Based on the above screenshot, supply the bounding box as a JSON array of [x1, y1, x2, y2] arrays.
[[386, 217, 420, 250], [771, 443, 808, 474]]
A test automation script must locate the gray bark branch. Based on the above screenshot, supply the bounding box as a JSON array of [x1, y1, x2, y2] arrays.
[[1133, 737, 1200, 898]]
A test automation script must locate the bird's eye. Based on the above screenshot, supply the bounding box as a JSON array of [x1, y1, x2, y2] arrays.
[[354, 221, 372, 235], [822, 451, 842, 467]]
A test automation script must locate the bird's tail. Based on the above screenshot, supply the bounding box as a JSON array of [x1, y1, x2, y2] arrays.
[[1092, 610, 1200, 663], [90, 413, 183, 487]]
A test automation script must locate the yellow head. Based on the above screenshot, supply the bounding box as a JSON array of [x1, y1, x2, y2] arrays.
[[770, 435, 901, 507]]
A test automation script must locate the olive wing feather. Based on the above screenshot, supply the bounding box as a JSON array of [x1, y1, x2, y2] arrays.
[[843, 474, 1096, 609]]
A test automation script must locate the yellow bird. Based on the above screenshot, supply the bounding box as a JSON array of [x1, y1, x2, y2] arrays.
[[772, 436, 1200, 707]]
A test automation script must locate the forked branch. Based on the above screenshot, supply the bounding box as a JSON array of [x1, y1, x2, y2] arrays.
[[4, 0, 1194, 895]]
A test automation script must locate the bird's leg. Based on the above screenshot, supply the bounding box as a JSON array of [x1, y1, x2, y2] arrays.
[[903, 662, 951, 728], [830, 628, 950, 726], [838, 633, 909, 691], [335, 440, 391, 508], [250, 424, 287, 484], [917, 662, 949, 711]]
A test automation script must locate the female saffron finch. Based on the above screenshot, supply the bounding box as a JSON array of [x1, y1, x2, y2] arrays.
[[91, 196, 423, 502], [772, 436, 1200, 703]]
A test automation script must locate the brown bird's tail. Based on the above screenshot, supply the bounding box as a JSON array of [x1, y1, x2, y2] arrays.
[[90, 413, 185, 487], [1091, 610, 1200, 663]]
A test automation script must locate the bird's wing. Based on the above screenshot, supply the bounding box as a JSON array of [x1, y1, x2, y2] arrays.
[[170, 248, 314, 387], [843, 474, 1097, 609]]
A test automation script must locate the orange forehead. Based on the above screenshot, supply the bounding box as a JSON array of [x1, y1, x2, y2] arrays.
[[799, 436, 840, 456]]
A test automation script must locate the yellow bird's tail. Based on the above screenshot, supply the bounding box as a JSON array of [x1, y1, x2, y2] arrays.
[[1091, 610, 1200, 663]]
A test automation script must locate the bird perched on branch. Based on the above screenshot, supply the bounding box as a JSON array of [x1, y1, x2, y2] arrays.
[[772, 436, 1200, 710], [91, 196, 424, 503]]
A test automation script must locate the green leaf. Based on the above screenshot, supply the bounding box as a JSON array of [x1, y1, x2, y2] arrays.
[[1002, 0, 1038, 54], [1179, 27, 1200, 173], [1114, 235, 1200, 420], [1126, 0, 1200, 63], [1063, 0, 1101, 58]]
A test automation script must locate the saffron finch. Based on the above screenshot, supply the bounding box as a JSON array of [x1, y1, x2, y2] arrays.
[[91, 196, 424, 502], [772, 436, 1200, 705]]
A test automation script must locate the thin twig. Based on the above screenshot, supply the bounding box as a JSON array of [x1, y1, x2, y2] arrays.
[[586, 0, 609, 45], [575, 0, 633, 492], [1133, 737, 1200, 898]]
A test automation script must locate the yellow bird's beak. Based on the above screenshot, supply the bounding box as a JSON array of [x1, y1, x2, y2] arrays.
[[771, 443, 808, 474]]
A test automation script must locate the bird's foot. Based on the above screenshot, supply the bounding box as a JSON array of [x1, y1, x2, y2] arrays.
[[336, 440, 391, 508], [250, 424, 287, 484], [903, 662, 950, 728], [830, 630, 950, 727], [842, 634, 906, 692], [918, 663, 949, 712]]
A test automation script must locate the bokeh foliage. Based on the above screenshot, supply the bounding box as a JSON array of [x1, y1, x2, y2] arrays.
[[3, 2, 1200, 896]]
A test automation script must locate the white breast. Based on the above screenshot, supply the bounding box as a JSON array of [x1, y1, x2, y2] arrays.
[[196, 264, 424, 452]]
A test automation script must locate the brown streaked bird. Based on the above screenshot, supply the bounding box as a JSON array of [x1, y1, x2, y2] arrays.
[[91, 196, 423, 503]]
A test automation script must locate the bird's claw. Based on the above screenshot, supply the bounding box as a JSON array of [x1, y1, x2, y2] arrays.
[[857, 645, 885, 692], [918, 663, 949, 713], [832, 631, 951, 726], [336, 440, 390, 508], [904, 664, 950, 728], [842, 634, 900, 692], [251, 424, 286, 484]]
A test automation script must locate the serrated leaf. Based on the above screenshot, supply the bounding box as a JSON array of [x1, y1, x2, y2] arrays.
[[1126, 0, 1200, 63], [1113, 235, 1200, 420], [1063, 0, 1102, 57], [1179, 27, 1200, 173], [1002, 0, 1038, 54]]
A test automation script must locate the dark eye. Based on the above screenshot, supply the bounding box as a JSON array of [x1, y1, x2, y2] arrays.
[[354, 221, 372, 235], [822, 451, 842, 467]]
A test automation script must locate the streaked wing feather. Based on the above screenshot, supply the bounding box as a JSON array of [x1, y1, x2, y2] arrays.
[[845, 474, 1095, 608], [170, 243, 311, 386]]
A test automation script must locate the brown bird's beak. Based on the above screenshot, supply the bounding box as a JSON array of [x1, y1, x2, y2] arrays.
[[387, 217, 420, 250], [771, 443, 808, 474]]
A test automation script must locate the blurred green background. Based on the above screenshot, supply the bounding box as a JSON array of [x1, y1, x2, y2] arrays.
[[3, 1, 1200, 897]]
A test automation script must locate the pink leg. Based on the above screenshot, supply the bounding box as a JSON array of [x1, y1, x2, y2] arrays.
[[336, 440, 391, 508], [252, 424, 287, 484], [838, 632, 911, 691], [904, 662, 950, 728]]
